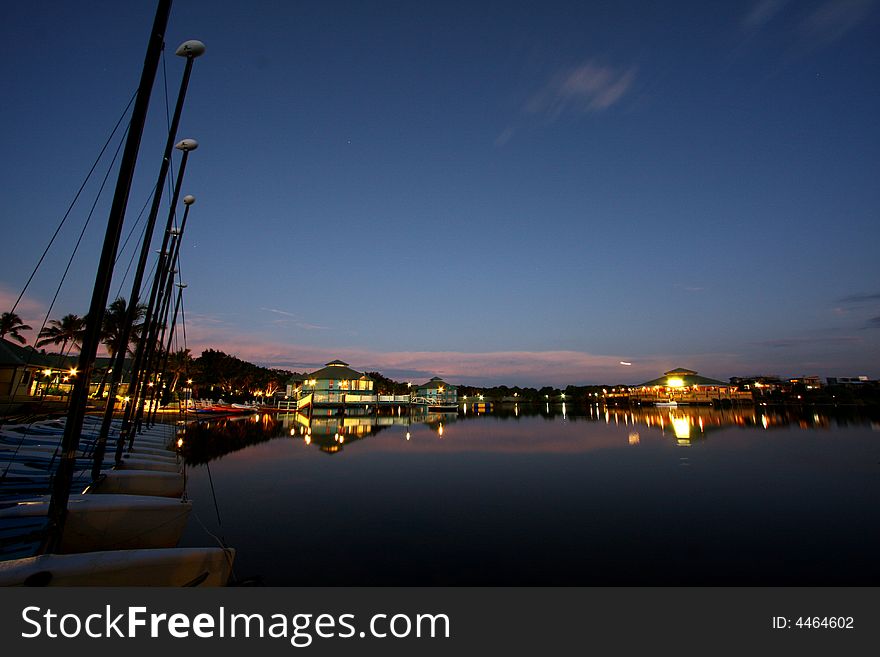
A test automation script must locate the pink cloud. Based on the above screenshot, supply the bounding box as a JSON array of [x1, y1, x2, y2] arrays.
[[0, 284, 48, 344]]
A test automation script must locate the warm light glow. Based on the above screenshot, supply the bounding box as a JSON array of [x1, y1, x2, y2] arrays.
[[187, 379, 193, 385], [304, 435, 311, 445], [43, 369, 52, 377], [176, 437, 184, 448], [406, 431, 411, 440], [628, 432, 640, 445], [671, 416, 691, 439], [667, 377, 685, 388], [438, 423, 444, 437], [69, 367, 77, 376]]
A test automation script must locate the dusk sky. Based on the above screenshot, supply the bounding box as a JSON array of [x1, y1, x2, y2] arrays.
[[1, 0, 879, 386]]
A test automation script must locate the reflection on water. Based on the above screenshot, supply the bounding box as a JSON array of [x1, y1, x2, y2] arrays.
[[183, 403, 880, 464], [180, 402, 880, 585]]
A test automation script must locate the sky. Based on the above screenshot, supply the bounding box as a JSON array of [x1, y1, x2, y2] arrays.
[[1, 0, 879, 386]]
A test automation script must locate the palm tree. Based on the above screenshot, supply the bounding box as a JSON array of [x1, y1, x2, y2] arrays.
[[101, 297, 146, 359], [0, 311, 32, 344], [35, 313, 85, 356], [94, 297, 146, 398], [166, 348, 193, 393]]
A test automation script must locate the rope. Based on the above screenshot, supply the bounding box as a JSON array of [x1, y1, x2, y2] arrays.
[[6, 90, 136, 317]]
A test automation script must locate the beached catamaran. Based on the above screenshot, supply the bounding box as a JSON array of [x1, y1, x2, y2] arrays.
[[0, 0, 234, 586]]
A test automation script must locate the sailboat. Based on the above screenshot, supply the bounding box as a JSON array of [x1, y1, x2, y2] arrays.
[[0, 0, 234, 586]]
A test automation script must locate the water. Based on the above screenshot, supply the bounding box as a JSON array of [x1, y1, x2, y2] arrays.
[[178, 405, 880, 585]]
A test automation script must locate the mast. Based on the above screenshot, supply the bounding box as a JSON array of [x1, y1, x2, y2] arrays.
[[118, 139, 197, 456], [46, 0, 173, 554], [92, 40, 205, 481]]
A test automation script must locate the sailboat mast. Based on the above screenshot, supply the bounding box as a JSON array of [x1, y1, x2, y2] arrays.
[[46, 0, 174, 554], [92, 40, 204, 480]]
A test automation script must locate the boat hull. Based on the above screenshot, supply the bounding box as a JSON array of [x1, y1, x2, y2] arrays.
[[0, 547, 235, 586]]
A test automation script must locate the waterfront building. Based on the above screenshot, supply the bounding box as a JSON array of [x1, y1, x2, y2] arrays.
[[417, 376, 458, 407], [631, 367, 752, 406], [0, 338, 129, 411], [299, 359, 375, 405]]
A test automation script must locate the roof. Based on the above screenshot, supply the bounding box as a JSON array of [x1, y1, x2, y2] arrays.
[[418, 376, 455, 390], [0, 339, 65, 368], [638, 368, 727, 388], [306, 360, 373, 381], [0, 339, 128, 374]]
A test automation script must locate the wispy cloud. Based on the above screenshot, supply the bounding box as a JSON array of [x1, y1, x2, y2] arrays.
[[525, 60, 638, 121], [835, 292, 880, 328], [799, 0, 876, 46], [755, 336, 863, 348], [838, 292, 880, 304], [261, 307, 296, 318], [260, 307, 330, 331], [743, 0, 790, 30]]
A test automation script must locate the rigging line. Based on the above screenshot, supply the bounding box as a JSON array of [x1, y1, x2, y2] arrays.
[[113, 182, 159, 299], [2, 121, 130, 427], [139, 256, 160, 302], [161, 47, 178, 229], [113, 178, 158, 268], [6, 90, 137, 317]]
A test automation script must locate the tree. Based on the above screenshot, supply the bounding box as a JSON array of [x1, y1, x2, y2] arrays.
[[94, 297, 146, 398], [0, 311, 32, 344], [101, 297, 146, 359], [166, 348, 193, 393], [35, 313, 85, 356]]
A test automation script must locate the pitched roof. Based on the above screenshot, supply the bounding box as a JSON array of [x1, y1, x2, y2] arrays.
[[0, 339, 128, 375], [638, 368, 727, 388], [306, 360, 372, 381], [0, 339, 62, 368], [418, 376, 455, 390]]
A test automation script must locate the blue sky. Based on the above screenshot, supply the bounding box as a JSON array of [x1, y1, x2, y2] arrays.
[[1, 0, 879, 385]]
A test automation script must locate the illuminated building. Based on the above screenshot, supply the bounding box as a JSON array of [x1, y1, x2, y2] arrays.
[[632, 368, 753, 406]]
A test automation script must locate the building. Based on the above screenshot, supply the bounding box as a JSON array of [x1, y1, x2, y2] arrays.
[[417, 376, 458, 408], [631, 367, 752, 406], [299, 360, 375, 405], [0, 338, 129, 412]]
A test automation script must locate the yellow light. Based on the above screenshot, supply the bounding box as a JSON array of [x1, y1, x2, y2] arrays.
[[339, 435, 345, 444], [305, 435, 311, 445], [628, 432, 640, 445], [671, 416, 690, 439], [187, 379, 193, 385], [69, 367, 77, 376], [406, 431, 411, 440], [667, 377, 685, 388], [176, 437, 184, 448], [438, 423, 444, 437], [43, 369, 52, 377]]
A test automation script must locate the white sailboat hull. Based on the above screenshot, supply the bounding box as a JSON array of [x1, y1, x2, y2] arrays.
[[0, 494, 192, 552], [0, 547, 235, 586], [87, 469, 185, 498]]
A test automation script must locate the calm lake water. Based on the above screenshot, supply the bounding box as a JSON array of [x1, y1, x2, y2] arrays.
[[178, 404, 880, 585]]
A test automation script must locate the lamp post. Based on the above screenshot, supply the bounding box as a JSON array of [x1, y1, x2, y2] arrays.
[[119, 138, 198, 458], [92, 39, 205, 478]]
